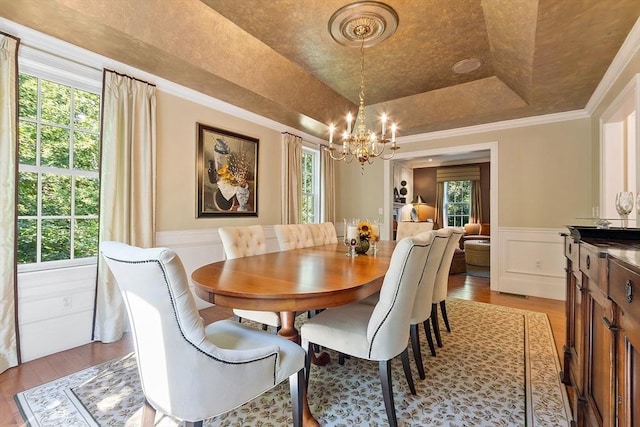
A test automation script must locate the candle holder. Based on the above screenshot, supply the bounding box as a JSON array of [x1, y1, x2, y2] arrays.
[[344, 218, 360, 257]]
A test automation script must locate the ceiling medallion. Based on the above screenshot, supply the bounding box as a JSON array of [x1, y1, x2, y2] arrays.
[[328, 1, 399, 48], [326, 2, 400, 172]]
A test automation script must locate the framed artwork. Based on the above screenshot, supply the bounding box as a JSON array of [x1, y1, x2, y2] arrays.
[[197, 123, 259, 217]]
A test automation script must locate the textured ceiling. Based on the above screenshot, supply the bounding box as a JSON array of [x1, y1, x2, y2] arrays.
[[1, 0, 639, 140]]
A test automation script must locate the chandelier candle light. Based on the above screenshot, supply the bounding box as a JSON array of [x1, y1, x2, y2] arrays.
[[327, 2, 400, 172]]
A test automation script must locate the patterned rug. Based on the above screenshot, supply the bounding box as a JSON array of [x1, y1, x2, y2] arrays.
[[15, 299, 572, 426]]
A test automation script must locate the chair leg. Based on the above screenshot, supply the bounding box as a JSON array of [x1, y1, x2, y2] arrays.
[[184, 422, 203, 427], [302, 338, 312, 389], [423, 319, 436, 357], [379, 360, 398, 427], [440, 300, 451, 332], [338, 352, 345, 365], [410, 324, 425, 380], [233, 314, 242, 323], [431, 303, 443, 348], [400, 348, 416, 395], [289, 369, 304, 427], [141, 398, 156, 427]]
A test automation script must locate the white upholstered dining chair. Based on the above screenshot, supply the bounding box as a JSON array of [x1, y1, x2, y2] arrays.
[[100, 241, 305, 427], [395, 221, 434, 240], [308, 222, 338, 245], [273, 224, 314, 250], [408, 228, 451, 377], [300, 236, 433, 427], [218, 225, 280, 330], [431, 227, 464, 347]]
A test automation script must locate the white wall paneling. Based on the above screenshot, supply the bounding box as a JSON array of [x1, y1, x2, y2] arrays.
[[496, 227, 566, 300]]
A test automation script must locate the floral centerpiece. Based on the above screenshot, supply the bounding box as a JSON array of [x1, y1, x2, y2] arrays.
[[355, 220, 375, 254]]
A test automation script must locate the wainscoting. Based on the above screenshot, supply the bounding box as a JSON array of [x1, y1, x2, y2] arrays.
[[495, 227, 566, 300], [16, 225, 566, 362]]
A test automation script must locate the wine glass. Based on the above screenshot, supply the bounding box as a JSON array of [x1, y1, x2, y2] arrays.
[[616, 192, 634, 228]]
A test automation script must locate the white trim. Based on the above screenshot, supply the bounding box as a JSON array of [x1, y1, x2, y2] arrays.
[[383, 141, 499, 287], [586, 17, 640, 114], [394, 110, 588, 144]]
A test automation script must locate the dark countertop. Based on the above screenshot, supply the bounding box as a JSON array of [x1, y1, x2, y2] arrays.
[[565, 225, 640, 269]]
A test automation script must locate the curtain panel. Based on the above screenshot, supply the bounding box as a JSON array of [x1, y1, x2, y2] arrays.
[[282, 133, 302, 224], [93, 70, 156, 343], [321, 148, 335, 223], [0, 33, 20, 374]]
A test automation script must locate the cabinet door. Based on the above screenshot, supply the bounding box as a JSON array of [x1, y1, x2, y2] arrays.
[[617, 310, 639, 427], [584, 279, 616, 427]]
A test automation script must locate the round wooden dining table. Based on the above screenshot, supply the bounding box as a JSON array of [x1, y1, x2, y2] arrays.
[[191, 240, 396, 427]]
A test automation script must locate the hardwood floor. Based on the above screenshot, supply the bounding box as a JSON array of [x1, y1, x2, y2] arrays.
[[0, 275, 564, 427]]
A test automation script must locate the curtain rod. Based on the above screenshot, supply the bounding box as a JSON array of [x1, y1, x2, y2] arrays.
[[104, 68, 156, 87]]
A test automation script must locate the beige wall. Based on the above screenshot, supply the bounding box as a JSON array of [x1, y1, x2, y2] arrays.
[[335, 159, 385, 221], [338, 118, 592, 229], [156, 91, 283, 231]]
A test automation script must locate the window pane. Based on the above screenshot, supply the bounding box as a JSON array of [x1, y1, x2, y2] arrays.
[[19, 121, 37, 165], [41, 79, 71, 125], [41, 219, 71, 261], [74, 89, 101, 132], [18, 74, 38, 119], [75, 176, 99, 215], [73, 131, 99, 171], [41, 125, 70, 168], [18, 171, 38, 216], [42, 173, 71, 216], [17, 219, 37, 264], [74, 218, 98, 258]]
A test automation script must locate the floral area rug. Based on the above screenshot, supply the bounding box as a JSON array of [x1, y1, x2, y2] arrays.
[[14, 299, 572, 426]]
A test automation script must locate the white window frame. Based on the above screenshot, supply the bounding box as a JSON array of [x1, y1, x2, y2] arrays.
[[301, 145, 320, 223], [17, 47, 102, 273], [444, 180, 471, 227]]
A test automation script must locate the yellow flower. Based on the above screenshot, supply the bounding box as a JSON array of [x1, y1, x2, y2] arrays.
[[358, 220, 373, 240]]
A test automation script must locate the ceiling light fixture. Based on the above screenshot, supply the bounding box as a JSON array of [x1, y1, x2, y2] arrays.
[[326, 2, 399, 172]]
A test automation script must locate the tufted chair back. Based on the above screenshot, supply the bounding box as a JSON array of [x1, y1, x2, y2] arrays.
[[274, 224, 314, 250], [218, 225, 267, 259], [99, 241, 305, 425], [396, 221, 434, 240], [308, 222, 338, 245]]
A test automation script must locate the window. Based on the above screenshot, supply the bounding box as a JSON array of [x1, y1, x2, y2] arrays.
[[301, 146, 320, 223], [444, 180, 471, 227], [17, 72, 101, 266]]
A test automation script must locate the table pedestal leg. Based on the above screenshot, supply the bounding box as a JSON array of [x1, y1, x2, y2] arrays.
[[279, 312, 330, 365], [279, 312, 324, 427]]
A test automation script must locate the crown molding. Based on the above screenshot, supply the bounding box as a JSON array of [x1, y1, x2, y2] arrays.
[[585, 16, 640, 114], [396, 110, 589, 144]]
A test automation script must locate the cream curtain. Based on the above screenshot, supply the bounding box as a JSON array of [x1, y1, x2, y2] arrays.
[[0, 33, 20, 374], [93, 70, 156, 343], [321, 148, 335, 223], [282, 133, 302, 224]]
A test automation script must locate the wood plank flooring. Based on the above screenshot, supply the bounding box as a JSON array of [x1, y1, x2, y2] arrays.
[[0, 274, 564, 427]]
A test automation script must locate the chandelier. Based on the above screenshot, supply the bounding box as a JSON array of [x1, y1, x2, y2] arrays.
[[326, 2, 399, 171]]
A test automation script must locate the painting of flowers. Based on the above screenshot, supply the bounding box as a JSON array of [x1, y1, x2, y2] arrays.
[[197, 123, 258, 217]]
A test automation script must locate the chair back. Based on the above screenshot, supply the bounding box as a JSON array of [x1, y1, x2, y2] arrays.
[[433, 227, 464, 303], [396, 221, 434, 240], [274, 224, 314, 250], [99, 241, 281, 421], [219, 225, 267, 259], [367, 235, 433, 360], [411, 228, 452, 323], [309, 222, 338, 245]]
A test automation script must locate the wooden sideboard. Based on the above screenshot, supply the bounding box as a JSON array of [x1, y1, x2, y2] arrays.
[[562, 226, 640, 427]]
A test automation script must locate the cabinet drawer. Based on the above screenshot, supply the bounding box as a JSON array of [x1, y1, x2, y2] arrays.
[[580, 243, 606, 292], [565, 238, 579, 268], [610, 258, 640, 325]]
